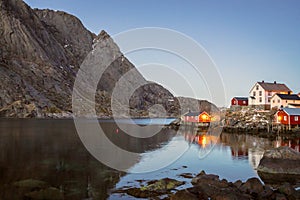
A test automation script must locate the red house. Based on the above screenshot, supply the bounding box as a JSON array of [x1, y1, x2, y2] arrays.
[[183, 111, 211, 123], [231, 97, 248, 106], [275, 108, 300, 129]]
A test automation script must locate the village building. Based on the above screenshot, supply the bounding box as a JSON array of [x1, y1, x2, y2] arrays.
[[275, 108, 300, 130], [287, 103, 300, 108], [183, 111, 211, 123], [249, 81, 292, 110], [271, 94, 300, 109], [231, 97, 249, 107]]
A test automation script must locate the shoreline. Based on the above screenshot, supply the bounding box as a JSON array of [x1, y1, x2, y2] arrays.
[[114, 170, 300, 199]]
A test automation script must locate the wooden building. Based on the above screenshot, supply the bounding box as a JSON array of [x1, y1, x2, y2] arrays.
[[275, 108, 300, 130], [183, 111, 211, 123], [271, 94, 300, 109], [231, 97, 248, 106], [249, 81, 292, 110]]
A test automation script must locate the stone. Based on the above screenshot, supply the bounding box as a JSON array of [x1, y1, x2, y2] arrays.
[[191, 173, 219, 185], [258, 147, 300, 175], [257, 147, 300, 186], [121, 178, 184, 198], [239, 178, 264, 194], [142, 178, 184, 193], [13, 179, 47, 190], [25, 187, 63, 200], [275, 193, 287, 200], [233, 180, 243, 188], [179, 173, 194, 179], [259, 185, 274, 199], [278, 182, 296, 196], [170, 190, 198, 200]]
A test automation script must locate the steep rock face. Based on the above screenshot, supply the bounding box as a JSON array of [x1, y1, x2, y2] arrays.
[[0, 0, 216, 118], [0, 0, 181, 118], [73, 30, 180, 118], [34, 9, 95, 68], [0, 0, 94, 115]]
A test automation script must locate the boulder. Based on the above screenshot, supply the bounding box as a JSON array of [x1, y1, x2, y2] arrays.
[[258, 147, 300, 186], [170, 190, 198, 200], [239, 177, 264, 194], [257, 146, 300, 175]]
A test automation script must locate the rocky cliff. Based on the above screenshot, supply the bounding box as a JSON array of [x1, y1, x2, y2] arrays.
[[0, 0, 94, 117], [0, 0, 217, 118]]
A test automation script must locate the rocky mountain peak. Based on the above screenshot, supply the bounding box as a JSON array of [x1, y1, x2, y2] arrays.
[[98, 30, 111, 40], [0, 0, 217, 118]]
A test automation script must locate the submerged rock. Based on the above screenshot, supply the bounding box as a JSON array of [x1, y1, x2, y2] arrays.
[[13, 179, 48, 190], [25, 187, 63, 200], [179, 173, 194, 179], [116, 178, 184, 198], [142, 178, 184, 193]]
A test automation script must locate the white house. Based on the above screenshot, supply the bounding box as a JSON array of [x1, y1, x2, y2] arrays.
[[249, 81, 292, 110], [271, 94, 300, 109]]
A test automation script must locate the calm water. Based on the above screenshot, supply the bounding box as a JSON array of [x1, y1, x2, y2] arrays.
[[0, 119, 299, 199]]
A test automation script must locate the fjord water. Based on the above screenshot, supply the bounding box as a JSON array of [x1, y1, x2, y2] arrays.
[[0, 119, 299, 199]]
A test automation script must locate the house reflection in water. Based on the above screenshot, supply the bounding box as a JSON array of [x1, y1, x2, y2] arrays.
[[220, 133, 300, 169], [181, 129, 300, 171], [274, 137, 300, 152], [182, 131, 219, 149]]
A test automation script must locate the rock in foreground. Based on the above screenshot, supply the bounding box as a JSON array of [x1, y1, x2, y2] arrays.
[[172, 171, 300, 200], [115, 171, 300, 199], [257, 146, 300, 186]]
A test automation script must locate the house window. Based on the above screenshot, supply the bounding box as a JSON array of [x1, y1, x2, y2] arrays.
[[284, 116, 287, 121], [259, 97, 262, 103], [253, 91, 256, 96], [273, 100, 275, 103], [268, 99, 270, 103], [259, 91, 262, 96], [268, 92, 272, 96], [256, 85, 259, 90], [286, 100, 288, 103], [278, 100, 280, 103], [295, 116, 299, 121]]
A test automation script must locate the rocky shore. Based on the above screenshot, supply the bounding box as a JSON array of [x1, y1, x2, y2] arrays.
[[112, 146, 300, 199], [115, 170, 300, 200]]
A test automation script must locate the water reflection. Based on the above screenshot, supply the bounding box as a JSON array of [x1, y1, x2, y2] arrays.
[[0, 119, 125, 199], [180, 128, 300, 183], [0, 119, 299, 200], [0, 119, 178, 199]]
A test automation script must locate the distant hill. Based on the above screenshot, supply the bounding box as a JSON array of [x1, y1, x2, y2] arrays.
[[176, 97, 219, 114], [0, 0, 218, 118]]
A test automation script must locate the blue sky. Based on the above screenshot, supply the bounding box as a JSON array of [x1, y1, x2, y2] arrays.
[[24, 0, 300, 107]]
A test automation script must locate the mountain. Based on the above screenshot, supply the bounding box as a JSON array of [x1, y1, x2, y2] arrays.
[[0, 0, 94, 117], [0, 0, 217, 118]]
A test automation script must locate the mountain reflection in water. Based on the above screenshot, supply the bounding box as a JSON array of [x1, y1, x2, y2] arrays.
[[0, 119, 299, 199]]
